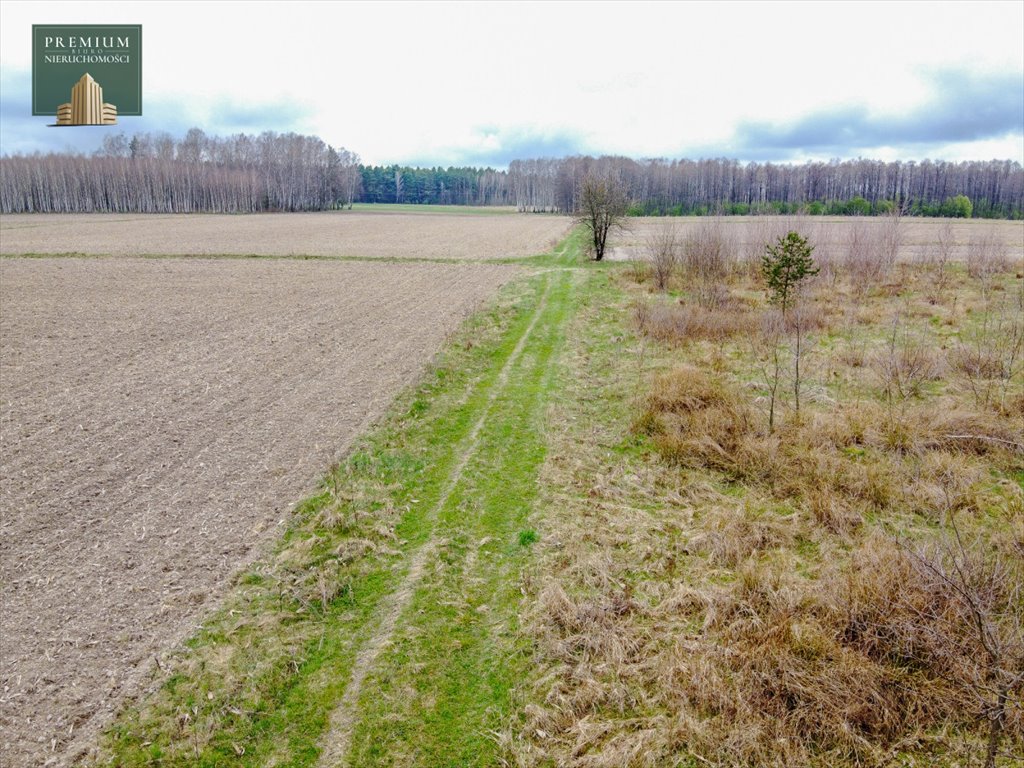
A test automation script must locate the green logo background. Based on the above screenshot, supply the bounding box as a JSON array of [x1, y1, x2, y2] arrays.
[[32, 25, 142, 116]]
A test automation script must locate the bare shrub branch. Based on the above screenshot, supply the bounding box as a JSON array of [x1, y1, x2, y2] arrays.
[[952, 295, 1024, 411], [646, 220, 679, 291], [846, 221, 890, 295], [683, 219, 732, 309], [917, 220, 956, 304]]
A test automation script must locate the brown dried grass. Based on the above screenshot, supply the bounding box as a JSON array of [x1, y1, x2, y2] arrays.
[[510, 255, 1023, 767], [519, 498, 1023, 766], [637, 302, 761, 344], [611, 217, 1024, 272]]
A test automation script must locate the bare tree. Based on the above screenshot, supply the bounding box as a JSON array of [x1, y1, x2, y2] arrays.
[[393, 168, 404, 204], [338, 148, 361, 209], [879, 202, 904, 273], [574, 172, 629, 261], [646, 221, 679, 290], [97, 133, 130, 158], [683, 219, 731, 308], [918, 220, 956, 304]]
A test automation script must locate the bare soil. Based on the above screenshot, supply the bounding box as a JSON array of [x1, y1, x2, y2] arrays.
[[0, 256, 518, 766], [607, 215, 1024, 262], [0, 211, 571, 261]]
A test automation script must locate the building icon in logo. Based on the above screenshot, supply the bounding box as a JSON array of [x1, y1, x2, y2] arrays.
[[56, 73, 117, 125]]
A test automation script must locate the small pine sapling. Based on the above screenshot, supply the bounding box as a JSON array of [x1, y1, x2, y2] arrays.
[[762, 230, 819, 316]]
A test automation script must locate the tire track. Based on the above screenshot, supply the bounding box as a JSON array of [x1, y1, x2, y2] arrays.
[[316, 274, 553, 768]]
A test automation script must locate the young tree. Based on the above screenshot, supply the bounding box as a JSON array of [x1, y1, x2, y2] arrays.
[[759, 231, 820, 429], [762, 230, 819, 317], [684, 218, 731, 308], [753, 309, 786, 433], [646, 220, 679, 290], [575, 172, 629, 261]]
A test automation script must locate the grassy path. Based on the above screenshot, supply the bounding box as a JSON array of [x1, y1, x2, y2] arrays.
[[98, 235, 584, 767], [317, 269, 565, 766]]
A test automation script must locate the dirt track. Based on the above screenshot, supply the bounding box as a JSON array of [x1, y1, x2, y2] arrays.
[[0, 256, 518, 766], [0, 211, 571, 261]]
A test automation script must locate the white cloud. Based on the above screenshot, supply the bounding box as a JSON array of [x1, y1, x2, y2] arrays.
[[2, 0, 1022, 165]]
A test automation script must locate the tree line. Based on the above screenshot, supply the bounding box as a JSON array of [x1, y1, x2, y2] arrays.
[[0, 129, 361, 213], [359, 165, 509, 206], [508, 156, 1024, 219], [2, 129, 1021, 217]]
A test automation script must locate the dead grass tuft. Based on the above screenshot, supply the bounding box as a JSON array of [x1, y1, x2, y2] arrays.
[[636, 367, 753, 475], [635, 302, 761, 344], [691, 501, 795, 567]]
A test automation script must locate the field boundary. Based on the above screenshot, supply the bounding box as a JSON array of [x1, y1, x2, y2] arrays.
[[90, 233, 582, 766]]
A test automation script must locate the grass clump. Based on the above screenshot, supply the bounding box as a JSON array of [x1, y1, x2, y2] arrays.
[[635, 366, 752, 475], [519, 529, 540, 546]]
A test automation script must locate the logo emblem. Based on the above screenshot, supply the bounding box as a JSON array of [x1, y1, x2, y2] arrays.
[[32, 25, 142, 124]]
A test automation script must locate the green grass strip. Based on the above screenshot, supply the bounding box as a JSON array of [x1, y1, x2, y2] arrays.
[[343, 268, 573, 767], [97, 235, 586, 767]]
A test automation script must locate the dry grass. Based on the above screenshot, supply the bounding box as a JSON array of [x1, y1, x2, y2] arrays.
[[633, 301, 761, 344], [610, 216, 1024, 267], [656, 528, 1024, 766], [509, 227, 1023, 767]]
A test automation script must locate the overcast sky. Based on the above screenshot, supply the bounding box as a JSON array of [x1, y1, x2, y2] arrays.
[[1, 0, 1022, 166]]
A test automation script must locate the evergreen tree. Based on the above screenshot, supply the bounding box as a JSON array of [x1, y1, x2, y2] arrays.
[[762, 231, 819, 316]]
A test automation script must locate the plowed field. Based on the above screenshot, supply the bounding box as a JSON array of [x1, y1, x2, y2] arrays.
[[0, 211, 571, 261], [0, 255, 518, 766]]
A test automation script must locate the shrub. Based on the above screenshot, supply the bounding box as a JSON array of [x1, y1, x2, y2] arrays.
[[967, 229, 1012, 279], [941, 194, 974, 219], [845, 221, 890, 292], [646, 221, 679, 291], [916, 220, 955, 303], [683, 219, 731, 308]]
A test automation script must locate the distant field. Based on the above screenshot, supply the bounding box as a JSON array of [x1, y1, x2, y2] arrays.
[[0, 210, 571, 260], [609, 215, 1024, 263], [349, 203, 521, 215]]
